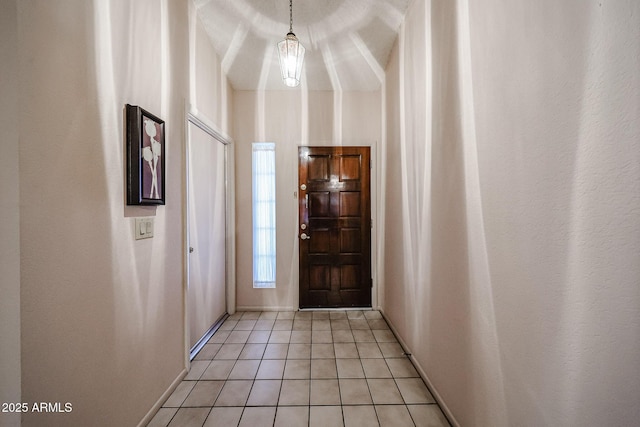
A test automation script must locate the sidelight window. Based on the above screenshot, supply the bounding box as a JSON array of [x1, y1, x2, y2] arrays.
[[252, 142, 276, 288]]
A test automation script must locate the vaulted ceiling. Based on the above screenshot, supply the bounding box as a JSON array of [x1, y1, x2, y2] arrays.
[[194, 0, 411, 91]]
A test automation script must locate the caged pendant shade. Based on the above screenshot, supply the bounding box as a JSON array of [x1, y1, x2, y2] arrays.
[[277, 0, 305, 87]]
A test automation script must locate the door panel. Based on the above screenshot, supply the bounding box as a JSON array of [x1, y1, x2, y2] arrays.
[[308, 155, 330, 181], [339, 192, 360, 216], [299, 146, 371, 308]]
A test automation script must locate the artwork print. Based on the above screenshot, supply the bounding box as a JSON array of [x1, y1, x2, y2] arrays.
[[141, 118, 162, 199], [126, 104, 166, 205]]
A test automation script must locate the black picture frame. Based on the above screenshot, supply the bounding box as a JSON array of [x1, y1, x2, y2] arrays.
[[126, 104, 165, 205]]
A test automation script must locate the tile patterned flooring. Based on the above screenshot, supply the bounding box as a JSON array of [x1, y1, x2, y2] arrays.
[[147, 310, 450, 427]]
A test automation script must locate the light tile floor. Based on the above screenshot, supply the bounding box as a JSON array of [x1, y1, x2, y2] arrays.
[[148, 310, 450, 427]]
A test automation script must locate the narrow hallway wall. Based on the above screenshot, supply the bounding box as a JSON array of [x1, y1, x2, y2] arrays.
[[382, 0, 640, 426], [0, 1, 22, 426], [12, 0, 230, 425], [18, 1, 188, 424]]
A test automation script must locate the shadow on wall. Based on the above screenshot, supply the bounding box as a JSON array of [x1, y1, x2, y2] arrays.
[[384, 0, 640, 426], [470, 1, 593, 425], [20, 1, 120, 425], [21, 1, 188, 426], [427, 0, 476, 423]]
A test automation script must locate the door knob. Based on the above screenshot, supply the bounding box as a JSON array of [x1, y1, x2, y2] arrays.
[[300, 233, 310, 240]]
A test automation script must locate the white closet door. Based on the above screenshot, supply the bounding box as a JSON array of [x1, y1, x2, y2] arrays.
[[187, 123, 226, 349]]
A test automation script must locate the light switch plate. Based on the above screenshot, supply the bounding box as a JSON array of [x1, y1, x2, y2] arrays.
[[135, 217, 154, 240]]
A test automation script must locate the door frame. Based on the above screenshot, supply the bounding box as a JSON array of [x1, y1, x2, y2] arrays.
[[183, 107, 236, 366], [296, 144, 378, 310]]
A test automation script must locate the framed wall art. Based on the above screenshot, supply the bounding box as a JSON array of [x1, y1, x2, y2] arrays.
[[126, 104, 165, 205]]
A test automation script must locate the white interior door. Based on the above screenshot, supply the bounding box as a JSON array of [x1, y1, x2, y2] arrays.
[[187, 122, 227, 350]]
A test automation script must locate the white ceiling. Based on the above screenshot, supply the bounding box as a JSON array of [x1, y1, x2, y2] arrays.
[[194, 0, 411, 91]]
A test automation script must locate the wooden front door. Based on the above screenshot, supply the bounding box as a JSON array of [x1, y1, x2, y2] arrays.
[[298, 146, 371, 308]]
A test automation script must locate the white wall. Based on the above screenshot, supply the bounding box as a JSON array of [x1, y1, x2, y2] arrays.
[[233, 90, 381, 310], [0, 1, 21, 426], [10, 0, 228, 425], [382, 0, 640, 426], [191, 11, 232, 133]]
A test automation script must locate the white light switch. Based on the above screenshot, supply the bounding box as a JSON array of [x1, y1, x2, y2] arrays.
[[135, 217, 154, 240]]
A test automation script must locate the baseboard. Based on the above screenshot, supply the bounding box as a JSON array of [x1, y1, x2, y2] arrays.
[[137, 367, 187, 427], [235, 306, 296, 312], [235, 306, 378, 312], [299, 307, 375, 311], [379, 309, 460, 427]]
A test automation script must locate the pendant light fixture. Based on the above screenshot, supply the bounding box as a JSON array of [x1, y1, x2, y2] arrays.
[[277, 0, 305, 87]]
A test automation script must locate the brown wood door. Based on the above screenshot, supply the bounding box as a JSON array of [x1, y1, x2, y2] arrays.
[[298, 146, 371, 308]]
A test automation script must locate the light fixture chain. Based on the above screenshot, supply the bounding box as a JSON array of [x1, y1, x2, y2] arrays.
[[289, 0, 293, 33]]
